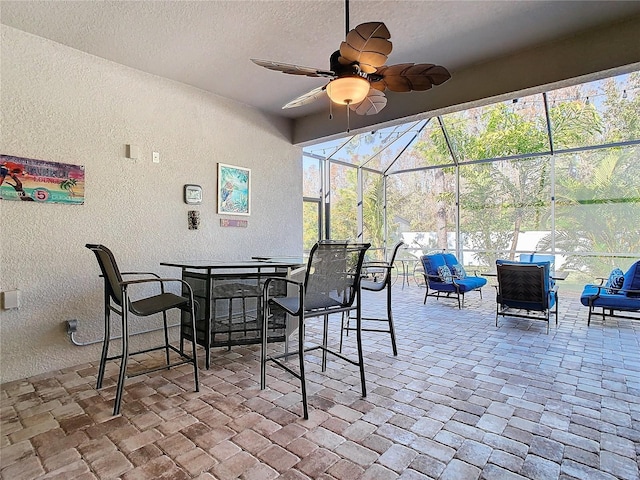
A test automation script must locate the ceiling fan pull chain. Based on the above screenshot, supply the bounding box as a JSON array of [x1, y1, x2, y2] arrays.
[[329, 99, 333, 119], [346, 101, 351, 132]]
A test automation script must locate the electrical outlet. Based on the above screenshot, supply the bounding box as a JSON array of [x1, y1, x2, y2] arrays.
[[152, 152, 160, 163]]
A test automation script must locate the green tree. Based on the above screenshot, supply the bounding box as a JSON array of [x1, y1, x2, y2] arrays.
[[362, 171, 385, 250], [451, 103, 550, 261], [552, 147, 640, 274]]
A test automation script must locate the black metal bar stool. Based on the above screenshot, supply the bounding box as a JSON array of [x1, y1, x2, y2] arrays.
[[86, 244, 199, 415]]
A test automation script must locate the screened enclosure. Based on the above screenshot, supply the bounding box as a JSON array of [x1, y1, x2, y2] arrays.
[[302, 71, 640, 290]]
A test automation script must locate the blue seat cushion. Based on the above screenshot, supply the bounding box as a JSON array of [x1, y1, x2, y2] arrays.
[[456, 276, 487, 292], [428, 276, 487, 293], [427, 282, 458, 293], [581, 285, 640, 311], [622, 261, 640, 297]]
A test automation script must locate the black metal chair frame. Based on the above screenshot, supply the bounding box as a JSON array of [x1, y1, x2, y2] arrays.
[[260, 241, 370, 419], [422, 273, 468, 309], [86, 244, 199, 415], [342, 240, 404, 356], [495, 262, 558, 334], [583, 281, 640, 325], [206, 279, 263, 367]]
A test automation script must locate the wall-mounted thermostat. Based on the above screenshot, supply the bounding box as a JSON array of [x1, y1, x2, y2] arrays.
[[184, 184, 202, 204]]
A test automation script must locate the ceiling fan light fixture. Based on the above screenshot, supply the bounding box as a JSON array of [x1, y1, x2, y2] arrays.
[[326, 76, 370, 105]]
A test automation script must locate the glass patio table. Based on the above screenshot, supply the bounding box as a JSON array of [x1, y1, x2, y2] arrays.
[[161, 258, 304, 368]]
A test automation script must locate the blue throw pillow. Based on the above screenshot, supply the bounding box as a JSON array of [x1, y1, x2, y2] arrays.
[[451, 263, 467, 279], [437, 265, 453, 284], [605, 268, 624, 294]]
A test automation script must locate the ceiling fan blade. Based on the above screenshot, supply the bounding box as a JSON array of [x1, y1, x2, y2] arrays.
[[338, 22, 392, 74], [251, 59, 335, 78], [350, 89, 387, 115], [282, 85, 327, 109], [371, 63, 451, 92]]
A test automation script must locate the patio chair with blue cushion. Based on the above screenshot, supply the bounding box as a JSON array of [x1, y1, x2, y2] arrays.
[[495, 259, 558, 333], [420, 252, 487, 308], [580, 260, 640, 325]]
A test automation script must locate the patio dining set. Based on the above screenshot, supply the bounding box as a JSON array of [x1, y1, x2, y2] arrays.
[[85, 242, 640, 419]]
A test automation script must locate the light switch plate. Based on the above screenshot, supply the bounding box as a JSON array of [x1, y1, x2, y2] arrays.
[[2, 290, 20, 309]]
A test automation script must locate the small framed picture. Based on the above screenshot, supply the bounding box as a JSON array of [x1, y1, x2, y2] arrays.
[[217, 163, 250, 216], [184, 184, 202, 205]]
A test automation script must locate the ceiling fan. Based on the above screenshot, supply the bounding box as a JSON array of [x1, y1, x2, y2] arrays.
[[251, 0, 451, 128]]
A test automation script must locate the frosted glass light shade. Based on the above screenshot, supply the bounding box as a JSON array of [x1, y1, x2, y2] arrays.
[[326, 76, 370, 105]]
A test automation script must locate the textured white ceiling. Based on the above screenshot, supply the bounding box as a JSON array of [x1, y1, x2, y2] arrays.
[[2, 1, 640, 128]]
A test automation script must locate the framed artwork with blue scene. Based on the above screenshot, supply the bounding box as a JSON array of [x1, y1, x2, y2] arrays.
[[217, 163, 250, 216]]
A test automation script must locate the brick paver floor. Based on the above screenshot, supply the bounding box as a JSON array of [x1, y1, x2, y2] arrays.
[[1, 285, 639, 479]]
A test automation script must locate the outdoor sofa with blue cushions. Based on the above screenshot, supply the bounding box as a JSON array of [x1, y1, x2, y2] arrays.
[[420, 253, 487, 308], [580, 260, 640, 325]]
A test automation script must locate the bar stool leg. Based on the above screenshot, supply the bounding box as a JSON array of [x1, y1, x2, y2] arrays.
[[298, 315, 309, 419], [321, 314, 329, 371], [96, 290, 111, 390], [113, 291, 130, 416], [386, 284, 398, 356], [162, 311, 171, 367], [186, 298, 199, 391], [355, 299, 366, 398]]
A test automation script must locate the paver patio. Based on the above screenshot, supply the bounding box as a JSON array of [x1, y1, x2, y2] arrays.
[[1, 285, 639, 479]]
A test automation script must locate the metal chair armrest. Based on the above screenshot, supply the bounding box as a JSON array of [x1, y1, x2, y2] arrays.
[[262, 276, 303, 288], [120, 277, 194, 299], [262, 276, 303, 298], [362, 261, 391, 268], [607, 286, 640, 296], [121, 271, 161, 278], [424, 273, 441, 281], [120, 272, 164, 291], [262, 276, 305, 316]]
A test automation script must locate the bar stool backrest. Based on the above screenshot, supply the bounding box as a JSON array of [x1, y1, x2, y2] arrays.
[[86, 244, 124, 306], [305, 241, 370, 310]]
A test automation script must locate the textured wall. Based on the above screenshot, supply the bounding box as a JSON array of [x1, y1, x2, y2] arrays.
[[0, 27, 302, 383]]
